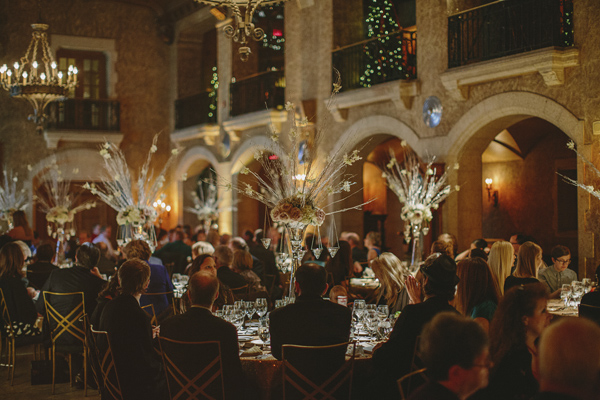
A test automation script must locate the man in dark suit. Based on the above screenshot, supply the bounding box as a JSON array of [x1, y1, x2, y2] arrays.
[[99, 258, 166, 400], [213, 245, 247, 289], [372, 253, 460, 399], [27, 241, 59, 289], [37, 242, 106, 319], [269, 263, 352, 360], [161, 271, 244, 399]]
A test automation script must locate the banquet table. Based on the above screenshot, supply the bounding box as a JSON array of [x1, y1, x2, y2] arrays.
[[347, 278, 380, 303], [238, 323, 377, 400], [547, 299, 578, 317]]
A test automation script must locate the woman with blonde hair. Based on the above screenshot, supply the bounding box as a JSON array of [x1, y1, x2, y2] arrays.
[[488, 241, 515, 295], [504, 241, 542, 293], [369, 252, 410, 314]]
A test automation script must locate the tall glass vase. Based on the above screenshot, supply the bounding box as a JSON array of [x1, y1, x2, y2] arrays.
[[410, 223, 423, 271], [285, 223, 307, 298]]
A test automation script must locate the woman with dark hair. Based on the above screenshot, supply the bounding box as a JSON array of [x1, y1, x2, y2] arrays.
[[8, 210, 33, 245], [504, 242, 542, 293], [184, 254, 233, 311], [455, 257, 501, 332], [481, 282, 550, 400], [325, 240, 352, 286], [364, 231, 382, 264], [91, 276, 120, 329], [231, 250, 265, 293], [0, 242, 40, 337], [369, 252, 411, 314]]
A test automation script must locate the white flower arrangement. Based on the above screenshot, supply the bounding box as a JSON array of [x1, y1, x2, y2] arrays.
[[116, 205, 144, 226], [382, 144, 455, 241], [185, 180, 226, 223], [36, 159, 96, 240], [0, 168, 28, 226], [217, 72, 373, 229]]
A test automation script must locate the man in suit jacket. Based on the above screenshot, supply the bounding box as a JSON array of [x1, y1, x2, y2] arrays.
[[37, 242, 106, 320], [213, 245, 247, 289], [27, 241, 59, 289], [99, 258, 166, 400], [161, 271, 244, 399], [269, 263, 352, 360]]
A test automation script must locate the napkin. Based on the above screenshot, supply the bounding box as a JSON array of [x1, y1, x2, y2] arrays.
[[241, 346, 263, 357]]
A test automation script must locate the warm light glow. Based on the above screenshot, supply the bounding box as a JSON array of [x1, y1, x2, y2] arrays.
[[485, 178, 493, 186], [166, 205, 171, 212], [161, 203, 166, 209], [157, 199, 162, 205], [152, 202, 158, 208]]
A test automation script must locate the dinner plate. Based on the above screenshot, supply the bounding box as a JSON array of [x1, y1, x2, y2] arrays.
[[238, 336, 254, 342], [251, 339, 270, 345]]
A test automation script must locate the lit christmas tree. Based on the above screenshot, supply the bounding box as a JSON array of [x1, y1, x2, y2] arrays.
[[360, 0, 404, 88], [208, 66, 218, 122]]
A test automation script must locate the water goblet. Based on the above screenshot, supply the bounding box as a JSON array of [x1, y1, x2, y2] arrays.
[[377, 305, 389, 321], [255, 298, 268, 318], [274, 299, 284, 308], [560, 284, 571, 307]]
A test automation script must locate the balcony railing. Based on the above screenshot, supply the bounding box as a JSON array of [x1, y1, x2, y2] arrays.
[[47, 99, 120, 131], [332, 30, 417, 92], [175, 91, 217, 130], [230, 70, 285, 117], [448, 0, 574, 68]]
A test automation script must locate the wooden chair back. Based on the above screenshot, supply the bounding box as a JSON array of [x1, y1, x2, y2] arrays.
[[141, 303, 159, 326], [158, 337, 225, 400], [91, 328, 124, 400], [397, 368, 427, 400], [282, 342, 355, 400]]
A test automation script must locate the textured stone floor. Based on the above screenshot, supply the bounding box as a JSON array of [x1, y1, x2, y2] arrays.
[[0, 348, 101, 399]]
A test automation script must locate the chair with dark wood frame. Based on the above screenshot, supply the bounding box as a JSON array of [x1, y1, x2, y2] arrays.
[[90, 328, 123, 400], [282, 341, 355, 400], [158, 337, 225, 400]]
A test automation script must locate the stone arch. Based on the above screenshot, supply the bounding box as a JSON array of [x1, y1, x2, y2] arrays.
[[442, 91, 586, 267], [229, 135, 283, 175], [175, 146, 221, 178]]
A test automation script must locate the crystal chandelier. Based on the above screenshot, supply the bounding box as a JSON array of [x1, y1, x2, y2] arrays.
[[195, 0, 290, 61], [0, 24, 78, 133]]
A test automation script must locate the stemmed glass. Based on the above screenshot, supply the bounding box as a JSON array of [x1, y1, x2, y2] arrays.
[[257, 318, 270, 352], [255, 298, 268, 318], [353, 300, 366, 331], [560, 284, 571, 307], [244, 301, 256, 320], [377, 305, 389, 322], [571, 281, 584, 306], [582, 278, 592, 294]]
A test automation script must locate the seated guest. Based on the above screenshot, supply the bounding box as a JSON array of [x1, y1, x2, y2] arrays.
[[533, 318, 600, 400], [409, 312, 490, 400], [154, 229, 192, 262], [504, 242, 543, 293], [213, 245, 247, 290], [364, 231, 382, 264], [371, 253, 459, 398], [455, 238, 488, 261], [538, 245, 577, 296], [347, 232, 368, 276], [269, 263, 352, 360], [0, 242, 40, 337], [191, 241, 215, 259], [92, 226, 115, 260], [99, 258, 166, 400], [325, 240, 352, 286], [438, 233, 459, 259], [27, 241, 59, 289], [91, 276, 119, 329], [7, 210, 34, 246], [123, 240, 173, 317], [430, 240, 454, 258], [329, 285, 348, 305], [229, 237, 265, 284], [251, 229, 282, 298], [488, 241, 515, 295], [370, 252, 411, 314], [37, 242, 105, 319], [481, 282, 550, 400], [455, 257, 501, 332], [161, 271, 243, 399], [93, 242, 117, 277], [185, 254, 234, 311], [231, 250, 265, 293]]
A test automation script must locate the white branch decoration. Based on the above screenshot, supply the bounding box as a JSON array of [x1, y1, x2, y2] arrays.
[[559, 140, 600, 199], [0, 168, 28, 227]]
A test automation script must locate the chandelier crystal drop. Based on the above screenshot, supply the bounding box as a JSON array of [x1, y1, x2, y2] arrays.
[[195, 0, 290, 61], [0, 24, 78, 133]]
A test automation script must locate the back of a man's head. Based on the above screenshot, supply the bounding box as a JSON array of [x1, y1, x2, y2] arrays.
[[123, 240, 152, 261], [213, 245, 233, 267], [118, 258, 151, 296], [36, 242, 55, 262], [295, 263, 327, 297], [94, 241, 109, 257], [538, 317, 600, 397], [188, 271, 220, 307], [76, 242, 101, 269], [420, 312, 488, 382], [229, 237, 248, 251]]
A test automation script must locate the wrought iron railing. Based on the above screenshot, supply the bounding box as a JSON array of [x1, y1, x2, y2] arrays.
[[332, 30, 417, 92], [448, 0, 574, 68], [47, 99, 120, 131], [230, 70, 285, 117], [175, 91, 217, 129]]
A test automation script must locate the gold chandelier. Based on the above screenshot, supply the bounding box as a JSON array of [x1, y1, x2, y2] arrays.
[[196, 0, 290, 62], [0, 24, 78, 133]]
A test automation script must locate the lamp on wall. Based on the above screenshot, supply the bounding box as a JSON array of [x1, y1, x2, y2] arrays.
[[195, 0, 291, 61], [0, 24, 78, 134], [485, 178, 499, 207]]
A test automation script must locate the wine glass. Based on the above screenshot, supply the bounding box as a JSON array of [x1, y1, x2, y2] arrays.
[[571, 281, 584, 306], [274, 299, 284, 308], [231, 309, 245, 331], [245, 301, 256, 320], [353, 300, 366, 330], [222, 305, 234, 322], [377, 305, 389, 321], [560, 284, 571, 307], [582, 278, 592, 294], [255, 298, 268, 318], [377, 318, 393, 341]]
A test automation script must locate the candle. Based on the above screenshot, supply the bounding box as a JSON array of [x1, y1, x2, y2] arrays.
[[58, 71, 63, 85], [32, 61, 38, 77], [22, 71, 28, 85], [6, 69, 11, 85]]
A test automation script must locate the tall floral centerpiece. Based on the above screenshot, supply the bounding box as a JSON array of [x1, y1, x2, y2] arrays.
[[36, 160, 96, 263], [84, 135, 179, 250], [219, 75, 370, 295], [382, 143, 458, 267], [185, 179, 225, 233], [0, 168, 28, 233]]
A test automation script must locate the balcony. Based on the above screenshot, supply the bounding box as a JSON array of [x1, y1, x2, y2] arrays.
[[229, 70, 285, 117], [448, 0, 574, 68], [332, 30, 417, 92], [175, 92, 217, 130], [47, 98, 120, 131]]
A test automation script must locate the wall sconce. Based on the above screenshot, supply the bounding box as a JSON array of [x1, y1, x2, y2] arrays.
[[485, 178, 499, 207]]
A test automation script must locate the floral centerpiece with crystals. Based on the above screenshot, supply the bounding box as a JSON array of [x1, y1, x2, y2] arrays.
[[382, 142, 458, 266], [218, 73, 372, 293], [0, 168, 28, 232], [84, 134, 179, 249], [185, 178, 228, 232], [36, 160, 96, 261]]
